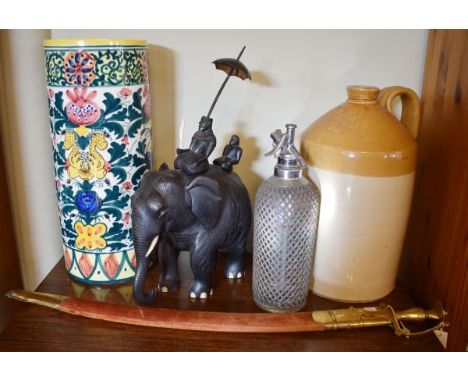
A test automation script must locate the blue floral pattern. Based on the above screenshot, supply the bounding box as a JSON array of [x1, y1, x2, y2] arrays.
[[45, 47, 148, 87], [46, 44, 151, 284], [75, 190, 101, 215]]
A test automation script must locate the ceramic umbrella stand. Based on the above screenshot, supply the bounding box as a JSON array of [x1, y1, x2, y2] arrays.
[[44, 39, 152, 284]]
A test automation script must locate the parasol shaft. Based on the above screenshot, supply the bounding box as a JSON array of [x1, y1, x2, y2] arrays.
[[206, 46, 246, 118]]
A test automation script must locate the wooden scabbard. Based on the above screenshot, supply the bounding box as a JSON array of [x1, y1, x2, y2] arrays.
[[63, 298, 327, 332], [6, 289, 327, 333]]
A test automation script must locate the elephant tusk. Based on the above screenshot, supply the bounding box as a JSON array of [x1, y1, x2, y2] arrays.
[[145, 235, 159, 258]]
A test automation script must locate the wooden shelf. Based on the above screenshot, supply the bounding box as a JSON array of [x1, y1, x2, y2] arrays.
[[0, 253, 443, 351]]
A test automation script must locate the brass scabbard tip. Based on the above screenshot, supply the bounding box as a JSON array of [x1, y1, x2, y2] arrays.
[[5, 289, 24, 300], [5, 289, 65, 309], [5, 290, 14, 298]]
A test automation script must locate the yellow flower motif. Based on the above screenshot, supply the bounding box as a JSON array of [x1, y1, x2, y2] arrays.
[[64, 131, 108, 181], [75, 221, 107, 251]]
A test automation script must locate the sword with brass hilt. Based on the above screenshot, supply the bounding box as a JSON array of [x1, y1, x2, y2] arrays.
[[6, 289, 447, 337], [312, 302, 448, 338]]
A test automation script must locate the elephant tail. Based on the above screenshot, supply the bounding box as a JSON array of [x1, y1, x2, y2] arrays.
[[133, 255, 158, 305]]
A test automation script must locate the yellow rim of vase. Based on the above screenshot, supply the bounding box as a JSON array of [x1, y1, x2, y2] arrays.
[[44, 38, 146, 47]]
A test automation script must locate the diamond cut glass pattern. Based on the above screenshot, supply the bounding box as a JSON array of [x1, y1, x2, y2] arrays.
[[253, 176, 320, 312]]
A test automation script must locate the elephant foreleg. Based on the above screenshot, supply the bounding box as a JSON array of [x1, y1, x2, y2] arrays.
[[158, 235, 180, 292]]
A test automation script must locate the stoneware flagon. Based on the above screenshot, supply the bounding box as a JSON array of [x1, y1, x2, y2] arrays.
[[44, 39, 152, 284], [302, 85, 420, 302]]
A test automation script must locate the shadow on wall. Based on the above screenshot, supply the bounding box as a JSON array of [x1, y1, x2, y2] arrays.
[[148, 44, 176, 168], [223, 123, 262, 207], [230, 69, 273, 203], [250, 70, 274, 87], [0, 36, 22, 333], [0, 32, 32, 283]]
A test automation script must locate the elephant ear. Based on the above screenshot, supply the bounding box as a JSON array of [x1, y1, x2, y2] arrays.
[[186, 176, 222, 229]]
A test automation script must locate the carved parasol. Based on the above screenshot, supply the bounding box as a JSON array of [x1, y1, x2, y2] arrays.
[[206, 46, 251, 118]]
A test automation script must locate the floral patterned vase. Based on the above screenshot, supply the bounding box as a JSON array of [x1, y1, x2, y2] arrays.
[[44, 39, 152, 284]]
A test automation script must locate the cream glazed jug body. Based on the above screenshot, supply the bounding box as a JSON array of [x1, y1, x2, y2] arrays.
[[301, 85, 420, 302]]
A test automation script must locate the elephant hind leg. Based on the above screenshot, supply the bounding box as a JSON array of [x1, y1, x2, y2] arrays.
[[158, 235, 180, 292], [189, 244, 217, 299], [224, 243, 246, 279]]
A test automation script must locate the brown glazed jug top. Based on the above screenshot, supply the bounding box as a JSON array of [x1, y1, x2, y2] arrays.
[[301, 85, 420, 177], [346, 85, 380, 102]]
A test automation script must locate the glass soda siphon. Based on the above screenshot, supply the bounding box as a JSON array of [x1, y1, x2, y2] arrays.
[[252, 124, 320, 312]]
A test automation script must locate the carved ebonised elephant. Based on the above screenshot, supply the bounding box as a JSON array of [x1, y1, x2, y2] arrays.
[[131, 164, 251, 305]]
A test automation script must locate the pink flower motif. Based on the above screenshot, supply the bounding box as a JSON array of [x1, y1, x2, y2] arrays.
[[78, 253, 94, 278], [56, 180, 62, 189], [103, 253, 119, 279], [104, 161, 112, 172], [143, 85, 149, 98], [123, 181, 132, 190], [123, 212, 131, 226], [48, 89, 55, 98], [65, 87, 101, 126], [122, 135, 129, 145], [119, 88, 132, 97], [64, 248, 72, 270]]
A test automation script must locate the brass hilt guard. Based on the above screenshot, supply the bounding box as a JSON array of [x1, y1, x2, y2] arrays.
[[312, 302, 448, 338]]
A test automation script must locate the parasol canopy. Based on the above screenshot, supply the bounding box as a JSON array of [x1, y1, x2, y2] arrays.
[[212, 57, 251, 80], [206, 46, 251, 118]]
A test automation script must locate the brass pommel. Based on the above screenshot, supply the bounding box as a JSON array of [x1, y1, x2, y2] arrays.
[[312, 302, 448, 338]]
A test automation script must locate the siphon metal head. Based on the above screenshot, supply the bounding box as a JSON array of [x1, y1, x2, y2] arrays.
[[266, 124, 307, 179]]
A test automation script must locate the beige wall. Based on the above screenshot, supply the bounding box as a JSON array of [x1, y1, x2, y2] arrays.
[[2, 29, 428, 288], [52, 29, 428, 198]]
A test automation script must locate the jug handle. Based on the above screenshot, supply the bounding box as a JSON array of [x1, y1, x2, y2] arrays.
[[377, 86, 421, 139]]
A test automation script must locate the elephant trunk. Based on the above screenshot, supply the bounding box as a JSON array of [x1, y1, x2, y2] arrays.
[[132, 210, 159, 305], [133, 254, 158, 305]]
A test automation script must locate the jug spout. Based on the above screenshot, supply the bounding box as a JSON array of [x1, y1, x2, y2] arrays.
[[346, 85, 379, 103]]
